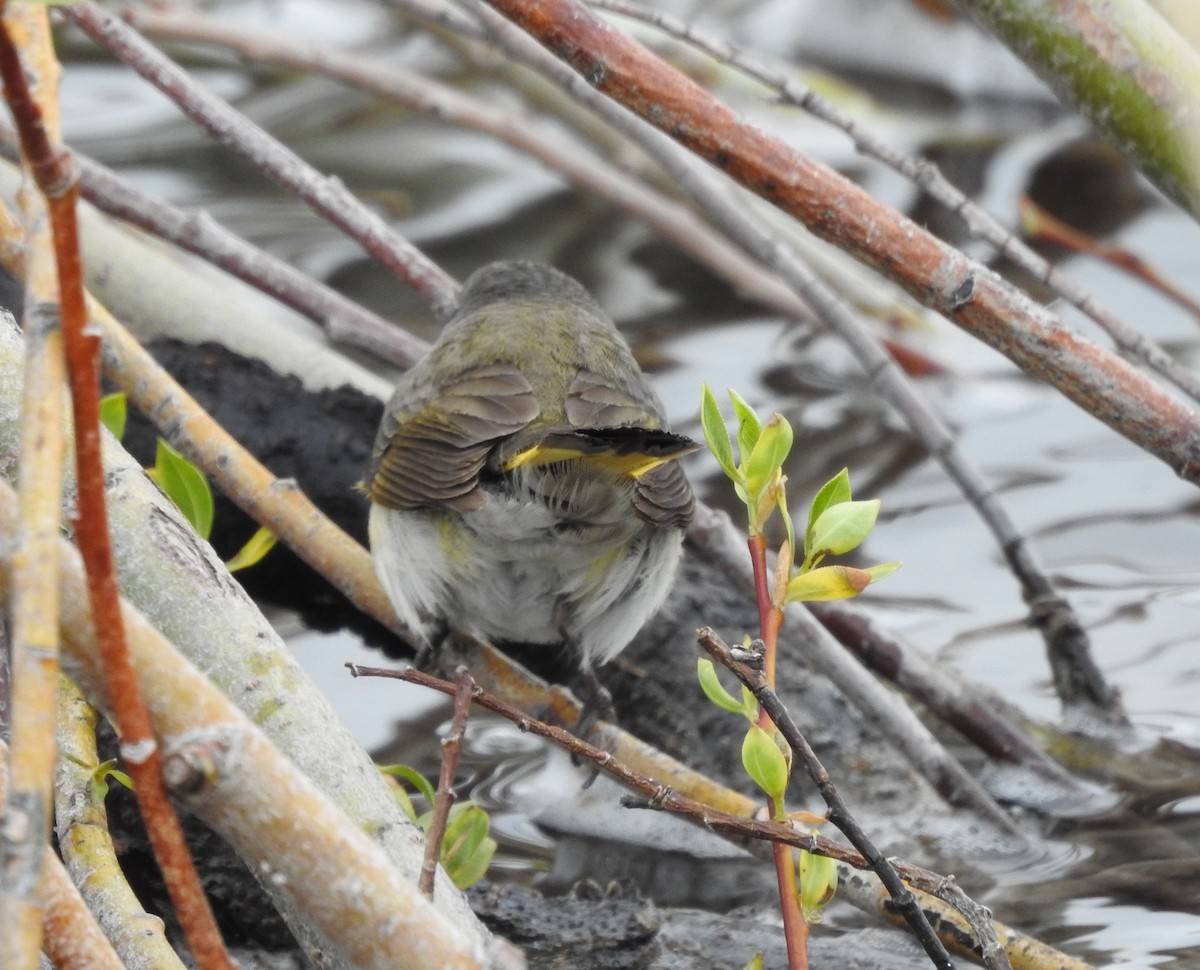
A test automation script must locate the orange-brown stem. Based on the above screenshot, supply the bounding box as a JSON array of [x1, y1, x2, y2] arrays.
[[747, 533, 807, 966], [1020, 196, 1200, 321], [768, 795, 809, 970], [747, 534, 778, 684], [0, 18, 233, 970]]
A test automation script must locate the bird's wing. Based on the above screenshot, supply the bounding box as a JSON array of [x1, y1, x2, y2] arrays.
[[368, 363, 539, 512], [564, 368, 663, 428]]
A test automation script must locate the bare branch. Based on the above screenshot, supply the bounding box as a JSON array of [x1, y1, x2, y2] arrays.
[[589, 0, 1200, 405], [421, 667, 476, 897], [66, 1, 459, 318]]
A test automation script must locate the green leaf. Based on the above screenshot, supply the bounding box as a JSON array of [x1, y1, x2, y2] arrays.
[[447, 841, 496, 890], [442, 804, 496, 889], [743, 413, 793, 502], [798, 848, 838, 920], [697, 658, 745, 714], [89, 773, 110, 800], [741, 724, 789, 800], [378, 764, 437, 806], [445, 804, 488, 855], [89, 759, 134, 800], [225, 526, 278, 573], [99, 392, 127, 441], [805, 468, 851, 554], [742, 955, 764, 970], [148, 440, 214, 541], [807, 499, 880, 560], [740, 685, 759, 721], [785, 564, 873, 602], [865, 561, 902, 583], [728, 389, 761, 463], [106, 767, 134, 791], [700, 384, 738, 480], [384, 777, 417, 821]]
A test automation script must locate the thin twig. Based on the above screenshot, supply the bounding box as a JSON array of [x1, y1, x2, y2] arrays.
[[698, 628, 958, 970], [589, 0, 1200, 405], [1018, 195, 1200, 323], [811, 602, 1089, 796], [353, 662, 1042, 969], [421, 667, 476, 898], [0, 125, 426, 368], [66, 1, 459, 319], [934, 877, 1012, 970], [475, 0, 1131, 724], [118, 5, 823, 354], [0, 14, 234, 969]]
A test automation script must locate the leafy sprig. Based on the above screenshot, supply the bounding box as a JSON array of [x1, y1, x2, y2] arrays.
[[697, 385, 902, 941]]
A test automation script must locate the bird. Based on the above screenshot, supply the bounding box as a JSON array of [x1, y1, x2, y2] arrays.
[[364, 260, 697, 680]]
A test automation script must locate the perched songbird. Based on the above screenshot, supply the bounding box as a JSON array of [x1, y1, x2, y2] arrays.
[[365, 261, 697, 671]]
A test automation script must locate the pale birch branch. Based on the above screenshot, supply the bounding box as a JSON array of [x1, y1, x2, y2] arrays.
[[55, 677, 186, 970]]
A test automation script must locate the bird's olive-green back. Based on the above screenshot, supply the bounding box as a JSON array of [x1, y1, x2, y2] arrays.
[[366, 261, 689, 525]]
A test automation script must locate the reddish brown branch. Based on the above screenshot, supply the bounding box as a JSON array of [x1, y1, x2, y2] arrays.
[[481, 0, 1200, 482], [1020, 196, 1200, 322], [811, 602, 1085, 789], [420, 667, 476, 897], [0, 17, 233, 970], [592, 0, 1200, 405]]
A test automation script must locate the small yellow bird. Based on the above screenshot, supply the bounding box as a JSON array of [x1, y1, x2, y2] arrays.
[[365, 261, 697, 670]]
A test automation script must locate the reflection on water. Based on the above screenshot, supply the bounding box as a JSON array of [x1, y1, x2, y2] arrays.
[[58, 0, 1200, 962]]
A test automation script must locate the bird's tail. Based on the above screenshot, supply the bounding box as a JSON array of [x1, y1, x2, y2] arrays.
[[497, 426, 700, 479]]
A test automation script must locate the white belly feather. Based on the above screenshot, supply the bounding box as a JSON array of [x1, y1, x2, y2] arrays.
[[369, 487, 683, 666]]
